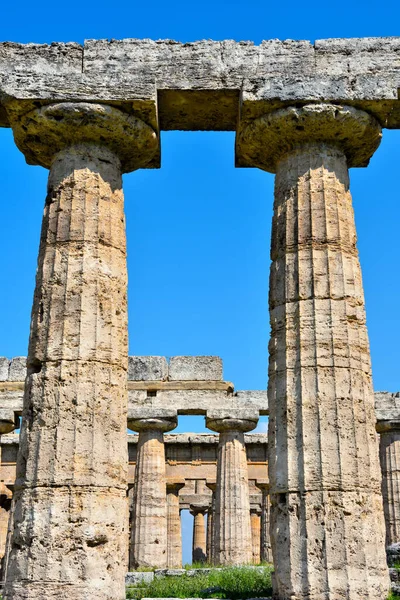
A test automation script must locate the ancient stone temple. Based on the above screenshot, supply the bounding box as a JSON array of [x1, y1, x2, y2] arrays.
[[0, 35, 400, 600]]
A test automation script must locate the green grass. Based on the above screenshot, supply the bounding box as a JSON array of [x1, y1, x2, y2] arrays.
[[126, 565, 273, 599]]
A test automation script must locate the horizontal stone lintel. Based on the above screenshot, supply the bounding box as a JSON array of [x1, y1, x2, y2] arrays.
[[0, 432, 268, 446], [1, 37, 400, 134]]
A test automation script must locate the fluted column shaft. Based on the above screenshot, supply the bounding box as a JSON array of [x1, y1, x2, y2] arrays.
[[190, 506, 207, 564], [237, 104, 389, 600], [130, 417, 177, 569], [166, 481, 184, 568], [260, 488, 271, 563], [4, 103, 158, 600], [250, 508, 261, 565], [377, 421, 400, 552], [207, 416, 257, 565], [206, 482, 216, 565]]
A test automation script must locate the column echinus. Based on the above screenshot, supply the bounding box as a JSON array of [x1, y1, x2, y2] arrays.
[[206, 411, 258, 565], [3, 103, 158, 600], [237, 104, 389, 599], [128, 413, 178, 569]]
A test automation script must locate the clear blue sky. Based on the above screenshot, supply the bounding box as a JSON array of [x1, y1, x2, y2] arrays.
[[1, 0, 399, 564]]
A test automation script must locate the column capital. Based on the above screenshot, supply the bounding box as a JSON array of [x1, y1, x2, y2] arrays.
[[128, 416, 177, 433], [237, 103, 381, 173], [189, 504, 209, 516], [166, 479, 185, 494], [206, 409, 258, 433], [255, 479, 269, 492], [11, 102, 158, 173], [376, 420, 400, 434]]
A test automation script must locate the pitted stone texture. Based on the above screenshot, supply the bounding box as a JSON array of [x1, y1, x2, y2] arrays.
[[130, 418, 177, 569], [375, 391, 400, 421], [12, 102, 158, 173], [207, 418, 255, 566], [6, 486, 127, 600], [128, 356, 168, 381], [0, 358, 9, 381], [8, 358, 26, 382], [237, 104, 382, 173], [266, 122, 388, 598], [169, 356, 223, 381], [3, 129, 131, 600]]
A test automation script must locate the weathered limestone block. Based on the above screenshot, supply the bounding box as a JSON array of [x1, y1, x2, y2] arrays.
[[3, 102, 158, 600], [206, 412, 258, 565], [190, 505, 208, 564], [166, 480, 185, 569], [169, 356, 223, 381], [129, 416, 177, 569], [237, 104, 389, 599], [7, 358, 26, 382], [0, 358, 9, 381], [128, 356, 168, 381]]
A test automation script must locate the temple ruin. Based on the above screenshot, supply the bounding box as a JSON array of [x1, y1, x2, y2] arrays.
[[0, 35, 400, 600]]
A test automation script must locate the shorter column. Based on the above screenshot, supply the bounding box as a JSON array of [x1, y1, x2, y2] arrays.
[[255, 480, 271, 563], [190, 505, 208, 564], [206, 482, 216, 565], [166, 479, 185, 569], [376, 418, 400, 563], [250, 506, 262, 565], [0, 484, 12, 562], [206, 410, 258, 565], [129, 414, 177, 569]]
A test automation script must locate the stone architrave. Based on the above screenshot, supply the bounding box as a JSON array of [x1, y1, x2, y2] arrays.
[[190, 505, 208, 564], [3, 103, 158, 600], [129, 415, 177, 569], [206, 411, 258, 565], [376, 419, 400, 557], [238, 103, 389, 599], [166, 479, 185, 568]]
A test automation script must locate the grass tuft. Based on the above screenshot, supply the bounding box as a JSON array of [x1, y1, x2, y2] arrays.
[[126, 565, 273, 599]]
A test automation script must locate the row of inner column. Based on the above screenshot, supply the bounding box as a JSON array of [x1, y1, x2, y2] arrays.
[[128, 416, 262, 568]]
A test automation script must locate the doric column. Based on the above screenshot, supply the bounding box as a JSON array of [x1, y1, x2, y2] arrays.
[[4, 103, 158, 600], [190, 505, 208, 564], [129, 416, 177, 569], [376, 419, 400, 559], [166, 480, 185, 568], [250, 506, 261, 565], [206, 411, 258, 565], [255, 480, 271, 563], [206, 482, 216, 564], [238, 104, 389, 599]]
